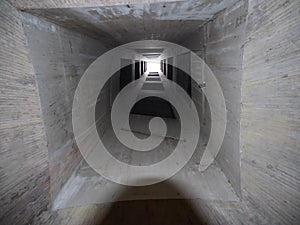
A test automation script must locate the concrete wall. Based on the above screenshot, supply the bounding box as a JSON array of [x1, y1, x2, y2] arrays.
[[240, 0, 300, 223], [182, 29, 205, 58], [203, 0, 248, 195], [20, 13, 111, 201], [182, 28, 211, 140], [174, 52, 191, 95], [180, 1, 300, 223], [181, 1, 248, 196], [0, 2, 50, 224]]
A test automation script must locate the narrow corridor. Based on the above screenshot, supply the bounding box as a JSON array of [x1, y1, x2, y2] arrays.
[[1, 0, 299, 224]]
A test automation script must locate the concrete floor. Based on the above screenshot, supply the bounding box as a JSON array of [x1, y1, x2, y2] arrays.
[[53, 128, 239, 209], [34, 198, 250, 225], [54, 72, 238, 209]]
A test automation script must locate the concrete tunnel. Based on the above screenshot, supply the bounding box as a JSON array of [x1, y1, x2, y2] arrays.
[[0, 0, 299, 224]]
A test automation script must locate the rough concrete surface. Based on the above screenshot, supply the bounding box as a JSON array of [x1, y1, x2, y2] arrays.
[[205, 0, 248, 196], [0, 0, 299, 224], [240, 0, 300, 224], [0, 1, 50, 224], [20, 12, 112, 202], [8, 0, 184, 10], [18, 0, 240, 45]]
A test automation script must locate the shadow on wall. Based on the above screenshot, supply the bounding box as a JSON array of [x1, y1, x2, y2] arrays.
[[96, 180, 210, 225]]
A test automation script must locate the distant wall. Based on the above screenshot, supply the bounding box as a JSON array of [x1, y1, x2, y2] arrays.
[[0, 2, 50, 224], [20, 12, 111, 202], [240, 0, 300, 223]]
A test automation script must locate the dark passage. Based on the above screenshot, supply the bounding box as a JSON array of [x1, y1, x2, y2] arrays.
[[131, 96, 175, 118]]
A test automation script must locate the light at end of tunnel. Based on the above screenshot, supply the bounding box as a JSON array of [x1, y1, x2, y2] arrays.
[[147, 60, 161, 72]]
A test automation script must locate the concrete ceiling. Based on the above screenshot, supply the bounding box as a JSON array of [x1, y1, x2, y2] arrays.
[[23, 0, 238, 46], [10, 0, 183, 9]]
